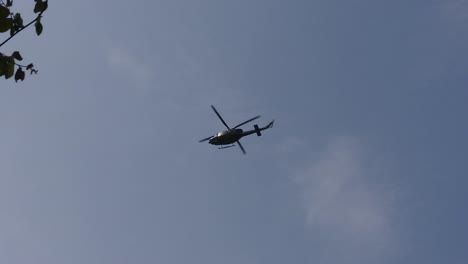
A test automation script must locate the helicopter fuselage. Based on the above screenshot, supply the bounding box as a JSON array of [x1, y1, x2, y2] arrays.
[[208, 129, 244, 145]]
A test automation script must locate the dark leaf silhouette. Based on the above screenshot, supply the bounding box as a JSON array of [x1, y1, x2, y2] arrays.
[[0, 5, 9, 18], [1, 0, 48, 82], [33, 0, 48, 14], [14, 66, 24, 82], [0, 18, 13, 33], [12, 51, 22, 61], [34, 20, 42, 35]]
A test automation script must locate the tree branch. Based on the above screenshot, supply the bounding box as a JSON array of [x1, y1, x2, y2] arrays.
[[0, 11, 44, 48]]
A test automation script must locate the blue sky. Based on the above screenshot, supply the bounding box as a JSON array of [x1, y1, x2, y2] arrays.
[[1, 1, 468, 263]]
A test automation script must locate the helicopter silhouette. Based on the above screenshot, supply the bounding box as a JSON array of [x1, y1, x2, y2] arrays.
[[199, 105, 274, 154]]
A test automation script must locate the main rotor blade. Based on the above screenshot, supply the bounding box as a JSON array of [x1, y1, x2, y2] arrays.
[[233, 115, 261, 128], [237, 140, 246, 155], [199, 136, 213, 143], [211, 105, 230, 129]]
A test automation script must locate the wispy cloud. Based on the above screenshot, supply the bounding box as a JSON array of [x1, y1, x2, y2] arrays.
[[441, 0, 468, 21], [275, 137, 306, 154], [106, 45, 153, 88], [294, 137, 397, 263]]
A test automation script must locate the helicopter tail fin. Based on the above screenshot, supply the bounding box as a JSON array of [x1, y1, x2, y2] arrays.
[[266, 120, 274, 129], [254, 124, 262, 136]]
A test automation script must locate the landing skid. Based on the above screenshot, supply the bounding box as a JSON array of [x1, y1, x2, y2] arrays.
[[218, 144, 236, 149]]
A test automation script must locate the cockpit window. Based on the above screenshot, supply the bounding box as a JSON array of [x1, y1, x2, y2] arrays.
[[217, 131, 228, 137]]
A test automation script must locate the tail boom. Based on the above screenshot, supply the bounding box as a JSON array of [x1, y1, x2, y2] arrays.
[[241, 120, 274, 137]]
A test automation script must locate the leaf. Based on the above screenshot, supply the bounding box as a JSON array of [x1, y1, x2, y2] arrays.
[[35, 20, 43, 35], [3, 57, 15, 79], [0, 17, 13, 33], [6, 0, 13, 7], [13, 13, 23, 28], [15, 67, 25, 82], [34, 1, 48, 13], [12, 51, 22, 61], [26, 63, 34, 70], [0, 54, 5, 77], [42, 1, 48, 12], [0, 5, 9, 18], [34, 1, 42, 13]]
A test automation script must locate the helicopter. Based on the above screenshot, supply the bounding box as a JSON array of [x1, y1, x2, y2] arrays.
[[199, 105, 274, 154]]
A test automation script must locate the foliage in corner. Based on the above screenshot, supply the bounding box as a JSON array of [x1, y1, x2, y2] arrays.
[[0, 0, 47, 82]]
